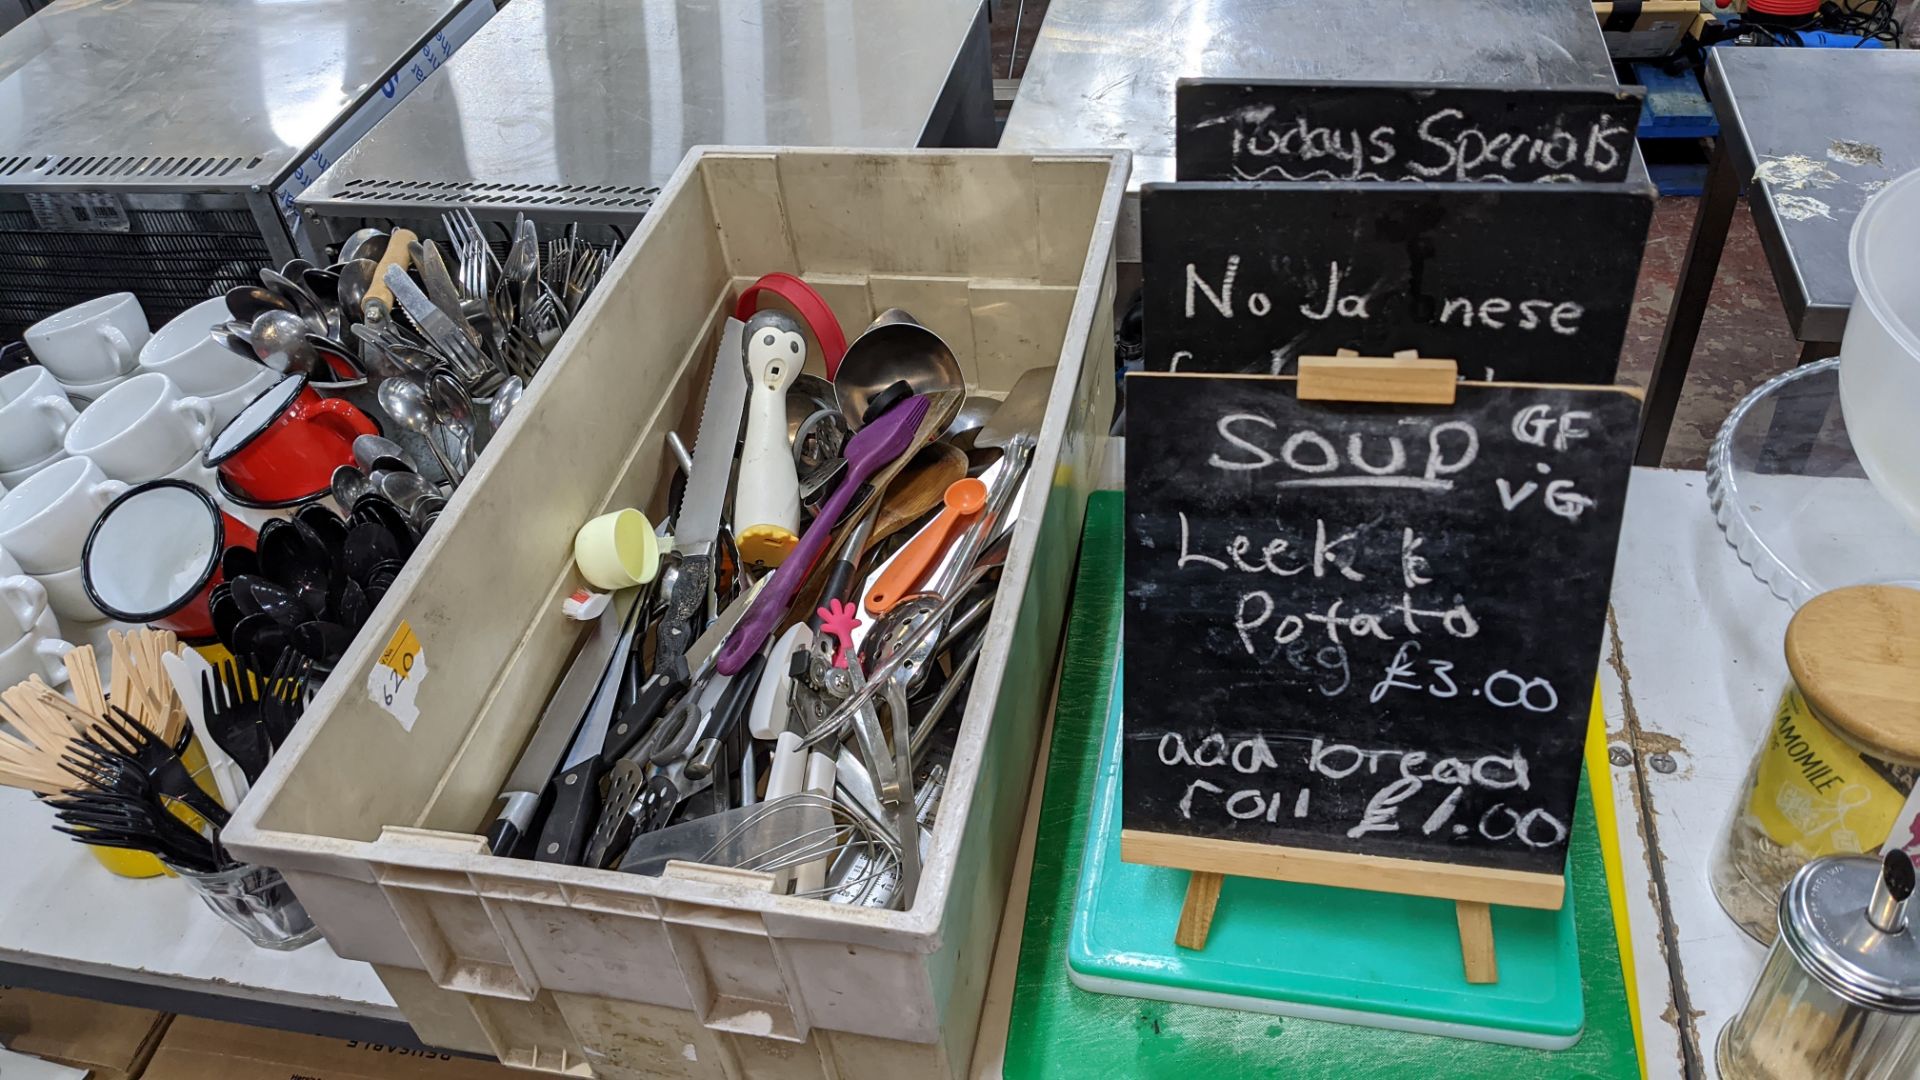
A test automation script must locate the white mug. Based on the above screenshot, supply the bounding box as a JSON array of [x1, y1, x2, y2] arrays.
[[0, 618, 72, 689], [0, 456, 128, 573], [0, 449, 71, 491], [199, 368, 279, 431], [0, 547, 52, 639], [0, 367, 81, 472], [36, 563, 105, 624], [24, 292, 149, 385], [62, 372, 214, 483], [140, 296, 268, 397]]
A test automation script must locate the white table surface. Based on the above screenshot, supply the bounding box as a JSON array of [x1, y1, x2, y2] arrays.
[[0, 786, 397, 1023], [1601, 467, 1808, 1079], [0, 463, 1800, 1078]]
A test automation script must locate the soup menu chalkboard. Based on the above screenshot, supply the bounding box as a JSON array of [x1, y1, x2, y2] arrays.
[[1139, 181, 1655, 384], [1122, 372, 1638, 881], [1175, 80, 1645, 184]]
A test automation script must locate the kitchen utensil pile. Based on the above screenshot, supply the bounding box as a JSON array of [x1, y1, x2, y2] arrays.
[[208, 489, 415, 675], [0, 628, 283, 872], [481, 295, 1047, 912], [207, 210, 617, 490]]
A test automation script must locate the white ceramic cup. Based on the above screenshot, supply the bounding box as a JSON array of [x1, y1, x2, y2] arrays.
[[0, 616, 72, 688], [58, 370, 130, 409], [37, 563, 105, 624], [62, 372, 214, 484], [24, 292, 149, 385], [0, 456, 128, 573], [0, 367, 81, 471], [140, 296, 269, 397], [199, 368, 279, 431], [0, 547, 52, 639], [163, 454, 220, 497], [0, 450, 71, 491]]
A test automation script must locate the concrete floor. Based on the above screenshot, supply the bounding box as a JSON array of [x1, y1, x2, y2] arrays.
[[989, 2, 1826, 471], [1619, 194, 1805, 469]]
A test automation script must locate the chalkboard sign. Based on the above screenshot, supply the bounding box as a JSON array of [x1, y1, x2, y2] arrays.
[[1176, 79, 1645, 184], [1140, 181, 1655, 384], [1122, 372, 1638, 878]]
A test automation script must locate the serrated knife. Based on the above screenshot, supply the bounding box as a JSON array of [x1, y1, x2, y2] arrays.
[[592, 321, 747, 769]]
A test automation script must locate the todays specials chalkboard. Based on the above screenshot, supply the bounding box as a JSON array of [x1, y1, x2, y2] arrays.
[[1122, 372, 1638, 878], [1140, 181, 1655, 384], [1175, 80, 1645, 184]]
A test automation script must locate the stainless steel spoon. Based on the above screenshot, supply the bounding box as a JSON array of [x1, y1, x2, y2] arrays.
[[336, 258, 377, 322], [426, 371, 478, 473], [261, 267, 330, 337], [210, 326, 257, 361], [331, 464, 371, 510], [378, 469, 440, 515], [337, 227, 388, 265], [377, 378, 461, 483], [250, 311, 317, 374], [351, 434, 414, 474], [226, 284, 293, 324], [302, 267, 345, 339], [485, 375, 523, 440]]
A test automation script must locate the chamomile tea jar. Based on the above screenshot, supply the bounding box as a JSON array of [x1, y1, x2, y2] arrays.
[[1711, 585, 1920, 945]]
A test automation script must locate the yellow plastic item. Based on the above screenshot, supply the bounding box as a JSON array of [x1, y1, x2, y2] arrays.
[[88, 738, 224, 878], [738, 524, 799, 567], [88, 843, 168, 878], [572, 509, 662, 590]]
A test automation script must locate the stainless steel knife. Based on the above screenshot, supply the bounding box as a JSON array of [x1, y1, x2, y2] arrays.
[[383, 264, 488, 373], [481, 598, 627, 856], [533, 589, 651, 865], [651, 318, 748, 684]]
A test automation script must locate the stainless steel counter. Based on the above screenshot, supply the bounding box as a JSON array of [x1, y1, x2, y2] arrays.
[[300, 0, 994, 224], [0, 0, 468, 191], [1710, 47, 1920, 343], [1002, 0, 1620, 191], [1001, 0, 1628, 259]]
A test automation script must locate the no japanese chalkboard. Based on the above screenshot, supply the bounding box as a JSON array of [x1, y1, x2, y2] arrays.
[[1140, 181, 1655, 383], [1175, 79, 1644, 184], [1121, 372, 1638, 881]]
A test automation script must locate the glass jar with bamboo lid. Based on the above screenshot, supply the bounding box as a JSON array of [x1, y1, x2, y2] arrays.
[[1712, 584, 1920, 945]]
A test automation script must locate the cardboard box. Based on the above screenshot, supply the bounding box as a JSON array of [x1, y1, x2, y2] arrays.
[[0, 987, 170, 1080], [143, 1018, 529, 1080], [1595, 0, 1707, 58]]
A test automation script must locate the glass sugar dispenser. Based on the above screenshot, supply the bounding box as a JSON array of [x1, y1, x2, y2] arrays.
[[1719, 851, 1920, 1079], [1712, 585, 1920, 944]]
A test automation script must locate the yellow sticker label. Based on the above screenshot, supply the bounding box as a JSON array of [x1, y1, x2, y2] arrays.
[[367, 620, 426, 731], [1748, 686, 1907, 857], [378, 621, 422, 675]]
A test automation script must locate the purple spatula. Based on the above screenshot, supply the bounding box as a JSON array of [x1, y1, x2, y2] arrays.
[[714, 394, 931, 675]]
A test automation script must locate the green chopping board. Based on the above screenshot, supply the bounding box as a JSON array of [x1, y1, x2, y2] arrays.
[[1002, 490, 1639, 1079], [1069, 668, 1584, 1048]]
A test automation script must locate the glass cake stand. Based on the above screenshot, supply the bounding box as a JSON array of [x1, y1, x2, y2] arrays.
[[1706, 358, 1920, 607]]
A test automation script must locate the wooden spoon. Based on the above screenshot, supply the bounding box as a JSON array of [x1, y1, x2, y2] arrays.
[[865, 442, 968, 555]]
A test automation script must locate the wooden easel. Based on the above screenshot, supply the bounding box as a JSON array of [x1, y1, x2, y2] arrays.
[[1131, 349, 1569, 986]]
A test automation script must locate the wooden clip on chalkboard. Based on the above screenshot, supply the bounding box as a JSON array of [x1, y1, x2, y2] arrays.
[[1122, 363, 1639, 986]]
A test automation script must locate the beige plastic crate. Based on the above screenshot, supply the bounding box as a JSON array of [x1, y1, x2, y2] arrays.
[[223, 147, 1127, 1079]]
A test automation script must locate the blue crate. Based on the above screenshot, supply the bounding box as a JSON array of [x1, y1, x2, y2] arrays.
[[1631, 62, 1719, 140]]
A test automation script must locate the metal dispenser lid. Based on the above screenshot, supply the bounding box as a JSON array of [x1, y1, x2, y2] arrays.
[[1779, 851, 1920, 1013]]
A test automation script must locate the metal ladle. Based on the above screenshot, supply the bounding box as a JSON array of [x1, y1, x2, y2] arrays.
[[833, 309, 965, 434]]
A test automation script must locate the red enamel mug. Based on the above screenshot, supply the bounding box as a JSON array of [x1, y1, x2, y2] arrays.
[[82, 479, 259, 641], [203, 375, 379, 506]]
